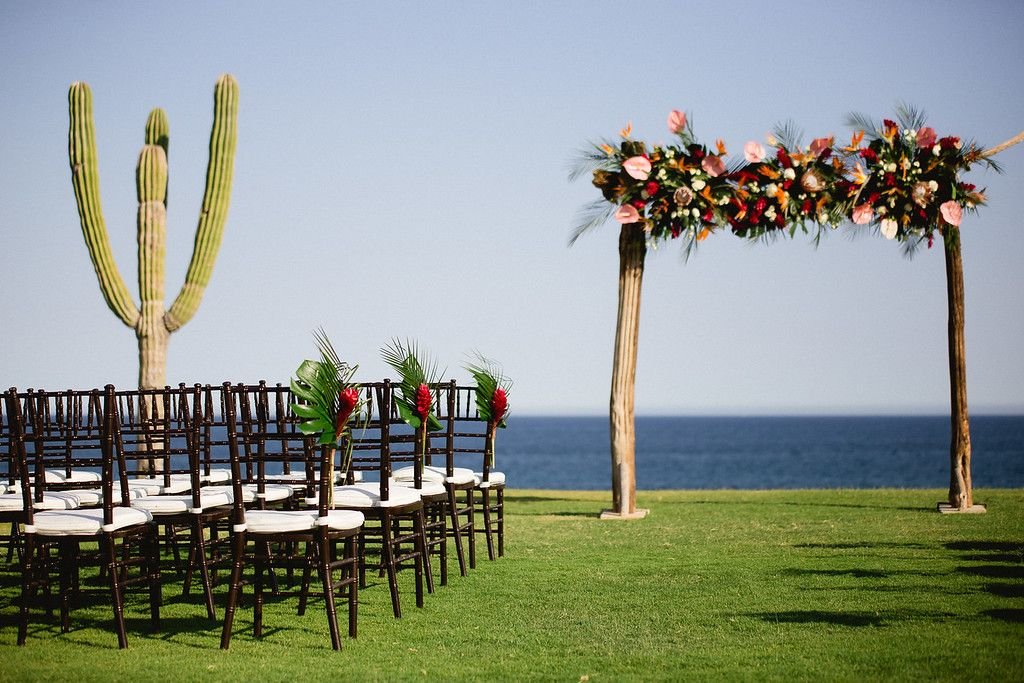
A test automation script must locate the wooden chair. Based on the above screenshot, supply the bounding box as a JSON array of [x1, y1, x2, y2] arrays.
[[122, 385, 234, 620], [220, 382, 363, 650], [451, 384, 506, 560], [5, 385, 161, 649], [390, 380, 475, 577], [332, 380, 429, 618]]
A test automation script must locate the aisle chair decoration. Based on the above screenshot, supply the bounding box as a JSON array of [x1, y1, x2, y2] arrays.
[[465, 354, 512, 559], [290, 328, 363, 504]]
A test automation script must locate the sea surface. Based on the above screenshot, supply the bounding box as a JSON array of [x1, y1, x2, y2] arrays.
[[491, 416, 1024, 490]]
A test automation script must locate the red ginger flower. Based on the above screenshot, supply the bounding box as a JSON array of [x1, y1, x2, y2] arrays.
[[415, 383, 432, 419], [491, 388, 508, 423], [335, 387, 359, 435]]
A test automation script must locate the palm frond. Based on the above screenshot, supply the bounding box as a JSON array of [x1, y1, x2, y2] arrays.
[[381, 339, 443, 431], [569, 199, 616, 246], [464, 352, 512, 426], [894, 102, 928, 131], [846, 112, 879, 140], [568, 140, 618, 182], [772, 120, 804, 151], [291, 330, 360, 446]]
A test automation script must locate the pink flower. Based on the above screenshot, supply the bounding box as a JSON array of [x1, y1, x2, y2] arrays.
[[335, 387, 360, 436], [701, 155, 726, 177], [667, 109, 687, 134], [940, 200, 962, 226], [743, 141, 765, 163], [809, 136, 832, 157], [491, 388, 508, 423], [415, 383, 432, 419], [622, 155, 652, 180], [852, 203, 874, 225], [615, 204, 640, 224], [916, 127, 937, 148]]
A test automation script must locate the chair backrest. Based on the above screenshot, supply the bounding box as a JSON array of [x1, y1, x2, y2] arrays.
[[8, 386, 123, 527], [450, 383, 495, 481], [223, 382, 330, 519], [112, 385, 196, 488], [341, 381, 393, 500]]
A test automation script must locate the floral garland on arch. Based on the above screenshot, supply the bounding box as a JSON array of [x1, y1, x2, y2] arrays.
[[575, 107, 998, 253]]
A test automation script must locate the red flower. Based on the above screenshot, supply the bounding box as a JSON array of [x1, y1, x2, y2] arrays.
[[939, 136, 960, 150], [645, 181, 660, 196], [859, 148, 878, 163], [491, 388, 508, 422], [702, 208, 715, 222], [631, 199, 646, 210], [927, 234, 935, 249], [884, 173, 896, 187], [801, 199, 812, 214], [776, 148, 793, 168], [335, 387, 359, 435], [415, 383, 432, 419]]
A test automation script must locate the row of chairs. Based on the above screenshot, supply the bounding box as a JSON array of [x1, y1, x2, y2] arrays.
[[0, 380, 506, 650]]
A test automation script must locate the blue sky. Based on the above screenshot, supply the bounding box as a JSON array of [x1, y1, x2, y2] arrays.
[[1, 1, 1022, 414]]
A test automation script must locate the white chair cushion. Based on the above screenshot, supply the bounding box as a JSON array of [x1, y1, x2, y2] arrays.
[[200, 468, 231, 483], [0, 492, 81, 511], [390, 478, 447, 497], [316, 509, 365, 531], [474, 471, 506, 488], [30, 506, 153, 537], [45, 469, 102, 484], [204, 483, 293, 504], [330, 483, 421, 509], [392, 465, 475, 486], [132, 489, 233, 515], [244, 510, 316, 534], [132, 476, 191, 495]]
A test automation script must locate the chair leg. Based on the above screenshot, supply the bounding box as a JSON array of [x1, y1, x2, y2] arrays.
[[380, 512, 402, 618], [220, 531, 248, 650], [466, 489, 476, 570], [447, 487, 468, 577], [496, 488, 505, 557], [482, 489, 496, 561], [412, 509, 426, 609], [346, 535, 358, 639], [253, 543, 267, 638], [192, 519, 216, 620], [59, 540, 75, 633], [319, 531, 342, 651], [297, 543, 314, 616], [103, 533, 129, 649], [147, 526, 161, 631]]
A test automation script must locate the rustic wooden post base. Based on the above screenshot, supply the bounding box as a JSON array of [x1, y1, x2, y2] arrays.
[[937, 503, 987, 514], [599, 508, 650, 520]]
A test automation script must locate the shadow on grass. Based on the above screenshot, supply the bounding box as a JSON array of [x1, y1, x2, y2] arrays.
[[749, 610, 887, 627], [514, 511, 602, 519], [984, 608, 1024, 623], [504, 495, 590, 504], [985, 583, 1024, 598], [793, 541, 934, 551], [957, 565, 1024, 580]]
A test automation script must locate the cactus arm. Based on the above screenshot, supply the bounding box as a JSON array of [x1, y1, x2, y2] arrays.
[[137, 145, 168, 331], [67, 81, 140, 328], [165, 74, 238, 332], [136, 144, 170, 389], [145, 108, 169, 207]]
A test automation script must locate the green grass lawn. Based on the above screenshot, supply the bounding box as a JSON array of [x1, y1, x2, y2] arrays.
[[1, 489, 1022, 682]]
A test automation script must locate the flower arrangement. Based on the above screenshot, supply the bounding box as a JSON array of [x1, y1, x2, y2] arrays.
[[290, 328, 363, 501], [586, 112, 733, 248], [726, 127, 851, 241], [845, 108, 994, 249], [464, 353, 512, 469], [575, 106, 996, 253], [381, 339, 443, 478]]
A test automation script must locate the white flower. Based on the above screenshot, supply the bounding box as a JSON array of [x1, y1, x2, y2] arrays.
[[690, 208, 700, 218], [765, 183, 778, 195], [765, 206, 777, 219], [878, 206, 887, 216], [692, 179, 706, 191], [932, 145, 941, 156], [885, 162, 898, 173], [880, 219, 898, 239], [783, 168, 796, 180], [928, 180, 939, 192]]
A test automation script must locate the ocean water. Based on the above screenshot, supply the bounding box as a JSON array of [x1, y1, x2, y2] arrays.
[[489, 416, 1024, 490]]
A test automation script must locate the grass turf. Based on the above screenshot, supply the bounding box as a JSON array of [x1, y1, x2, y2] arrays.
[[0, 488, 1022, 682]]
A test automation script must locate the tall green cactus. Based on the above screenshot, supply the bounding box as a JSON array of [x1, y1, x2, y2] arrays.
[[68, 75, 238, 389]]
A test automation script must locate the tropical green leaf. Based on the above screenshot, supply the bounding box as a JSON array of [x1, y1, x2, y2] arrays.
[[395, 401, 421, 429], [290, 403, 320, 419]]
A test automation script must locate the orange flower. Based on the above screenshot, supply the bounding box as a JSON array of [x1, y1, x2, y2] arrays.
[[715, 138, 727, 155], [620, 121, 632, 139], [843, 130, 864, 152], [696, 228, 711, 242], [600, 143, 614, 155]]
